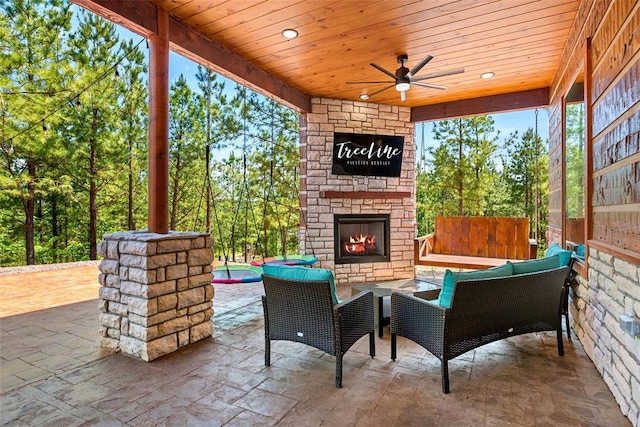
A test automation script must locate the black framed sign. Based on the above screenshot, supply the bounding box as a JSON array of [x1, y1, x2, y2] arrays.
[[331, 132, 404, 177]]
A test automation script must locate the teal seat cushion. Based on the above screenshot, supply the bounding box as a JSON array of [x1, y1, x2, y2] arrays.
[[545, 243, 572, 267], [437, 263, 514, 309], [508, 255, 559, 275], [263, 264, 340, 305]]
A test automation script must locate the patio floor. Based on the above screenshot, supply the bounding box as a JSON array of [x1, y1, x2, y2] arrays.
[[0, 263, 631, 426]]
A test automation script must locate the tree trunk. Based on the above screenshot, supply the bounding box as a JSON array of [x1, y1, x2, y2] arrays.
[[89, 109, 98, 260], [457, 122, 464, 216], [24, 159, 36, 265], [89, 145, 97, 260], [205, 143, 211, 233], [170, 149, 180, 231], [128, 138, 135, 230], [51, 194, 58, 263]]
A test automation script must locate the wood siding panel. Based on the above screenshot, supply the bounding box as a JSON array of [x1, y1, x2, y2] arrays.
[[591, 2, 639, 101], [593, 211, 640, 253], [592, 59, 640, 137], [593, 108, 640, 171], [593, 160, 640, 206]]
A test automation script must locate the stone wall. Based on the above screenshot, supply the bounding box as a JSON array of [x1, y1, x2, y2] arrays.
[[300, 98, 415, 285], [569, 248, 640, 424], [97, 231, 214, 361]]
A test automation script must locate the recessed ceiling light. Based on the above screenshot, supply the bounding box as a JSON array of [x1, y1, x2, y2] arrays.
[[481, 72, 495, 79], [359, 94, 370, 100], [281, 29, 298, 39]]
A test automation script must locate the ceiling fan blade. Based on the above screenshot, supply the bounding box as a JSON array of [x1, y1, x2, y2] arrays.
[[346, 81, 394, 85], [412, 82, 447, 90], [400, 90, 407, 102], [368, 84, 396, 97], [370, 63, 398, 80], [407, 55, 433, 78], [412, 68, 465, 81]]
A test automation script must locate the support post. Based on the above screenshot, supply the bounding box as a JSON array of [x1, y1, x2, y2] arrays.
[[148, 6, 170, 233]]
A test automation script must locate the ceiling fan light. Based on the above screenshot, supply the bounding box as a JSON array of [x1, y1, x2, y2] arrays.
[[359, 94, 370, 100], [281, 29, 298, 39], [481, 72, 495, 79], [395, 82, 410, 92]]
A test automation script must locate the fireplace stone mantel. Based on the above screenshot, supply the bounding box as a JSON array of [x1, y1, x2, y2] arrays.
[[320, 191, 411, 199]]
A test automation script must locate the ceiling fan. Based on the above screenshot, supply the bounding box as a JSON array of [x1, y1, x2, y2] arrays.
[[347, 54, 464, 101]]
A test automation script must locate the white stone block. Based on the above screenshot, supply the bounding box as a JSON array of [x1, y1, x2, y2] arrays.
[[99, 259, 119, 275], [127, 296, 158, 316], [119, 240, 155, 256], [105, 274, 120, 288], [128, 267, 156, 284], [99, 287, 120, 302], [128, 322, 158, 341], [109, 302, 128, 317], [100, 313, 121, 329], [120, 280, 145, 297]]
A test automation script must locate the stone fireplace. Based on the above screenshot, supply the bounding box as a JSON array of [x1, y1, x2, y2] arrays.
[[299, 98, 415, 285]]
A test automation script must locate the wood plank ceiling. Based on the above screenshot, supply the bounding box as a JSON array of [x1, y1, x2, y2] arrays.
[[96, 0, 582, 114]]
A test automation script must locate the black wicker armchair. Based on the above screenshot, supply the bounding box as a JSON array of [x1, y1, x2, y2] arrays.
[[391, 266, 570, 393], [261, 274, 375, 388]]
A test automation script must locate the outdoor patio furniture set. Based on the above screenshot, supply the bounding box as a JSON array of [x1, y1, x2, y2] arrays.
[[260, 247, 575, 393]]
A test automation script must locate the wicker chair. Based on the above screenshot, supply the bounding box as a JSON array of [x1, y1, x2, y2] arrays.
[[390, 266, 570, 393], [261, 274, 375, 388]]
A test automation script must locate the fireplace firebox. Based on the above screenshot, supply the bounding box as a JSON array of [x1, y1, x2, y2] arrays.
[[334, 214, 390, 264]]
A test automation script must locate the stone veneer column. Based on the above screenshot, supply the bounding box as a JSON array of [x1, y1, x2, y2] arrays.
[[569, 248, 640, 421], [97, 231, 214, 361], [299, 97, 416, 285]]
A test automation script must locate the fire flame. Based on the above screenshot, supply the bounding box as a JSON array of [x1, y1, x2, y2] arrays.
[[344, 234, 376, 254]]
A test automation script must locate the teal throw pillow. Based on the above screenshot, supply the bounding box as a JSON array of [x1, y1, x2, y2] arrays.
[[576, 244, 585, 258], [437, 263, 514, 309], [508, 255, 559, 275], [545, 243, 572, 267], [263, 264, 340, 305]]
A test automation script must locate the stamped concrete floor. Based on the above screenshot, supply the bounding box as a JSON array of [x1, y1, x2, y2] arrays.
[[0, 263, 631, 426]]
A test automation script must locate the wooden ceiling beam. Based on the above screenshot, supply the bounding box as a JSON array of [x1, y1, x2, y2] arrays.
[[410, 87, 550, 122], [71, 0, 311, 113]]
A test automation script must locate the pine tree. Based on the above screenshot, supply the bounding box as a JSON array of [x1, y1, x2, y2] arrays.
[[168, 74, 204, 231], [0, 0, 73, 264], [63, 11, 125, 259]]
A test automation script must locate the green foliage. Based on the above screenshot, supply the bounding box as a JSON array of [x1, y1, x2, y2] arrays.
[[416, 114, 550, 243]]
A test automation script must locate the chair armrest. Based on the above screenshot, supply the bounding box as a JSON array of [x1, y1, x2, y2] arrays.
[[390, 292, 446, 358], [335, 290, 374, 352], [413, 288, 441, 301]]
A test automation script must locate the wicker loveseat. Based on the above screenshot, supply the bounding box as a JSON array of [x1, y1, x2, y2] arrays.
[[390, 265, 570, 393], [261, 273, 375, 388]]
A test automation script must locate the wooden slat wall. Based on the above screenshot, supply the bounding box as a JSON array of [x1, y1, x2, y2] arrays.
[[433, 216, 529, 259], [547, 0, 640, 264]]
